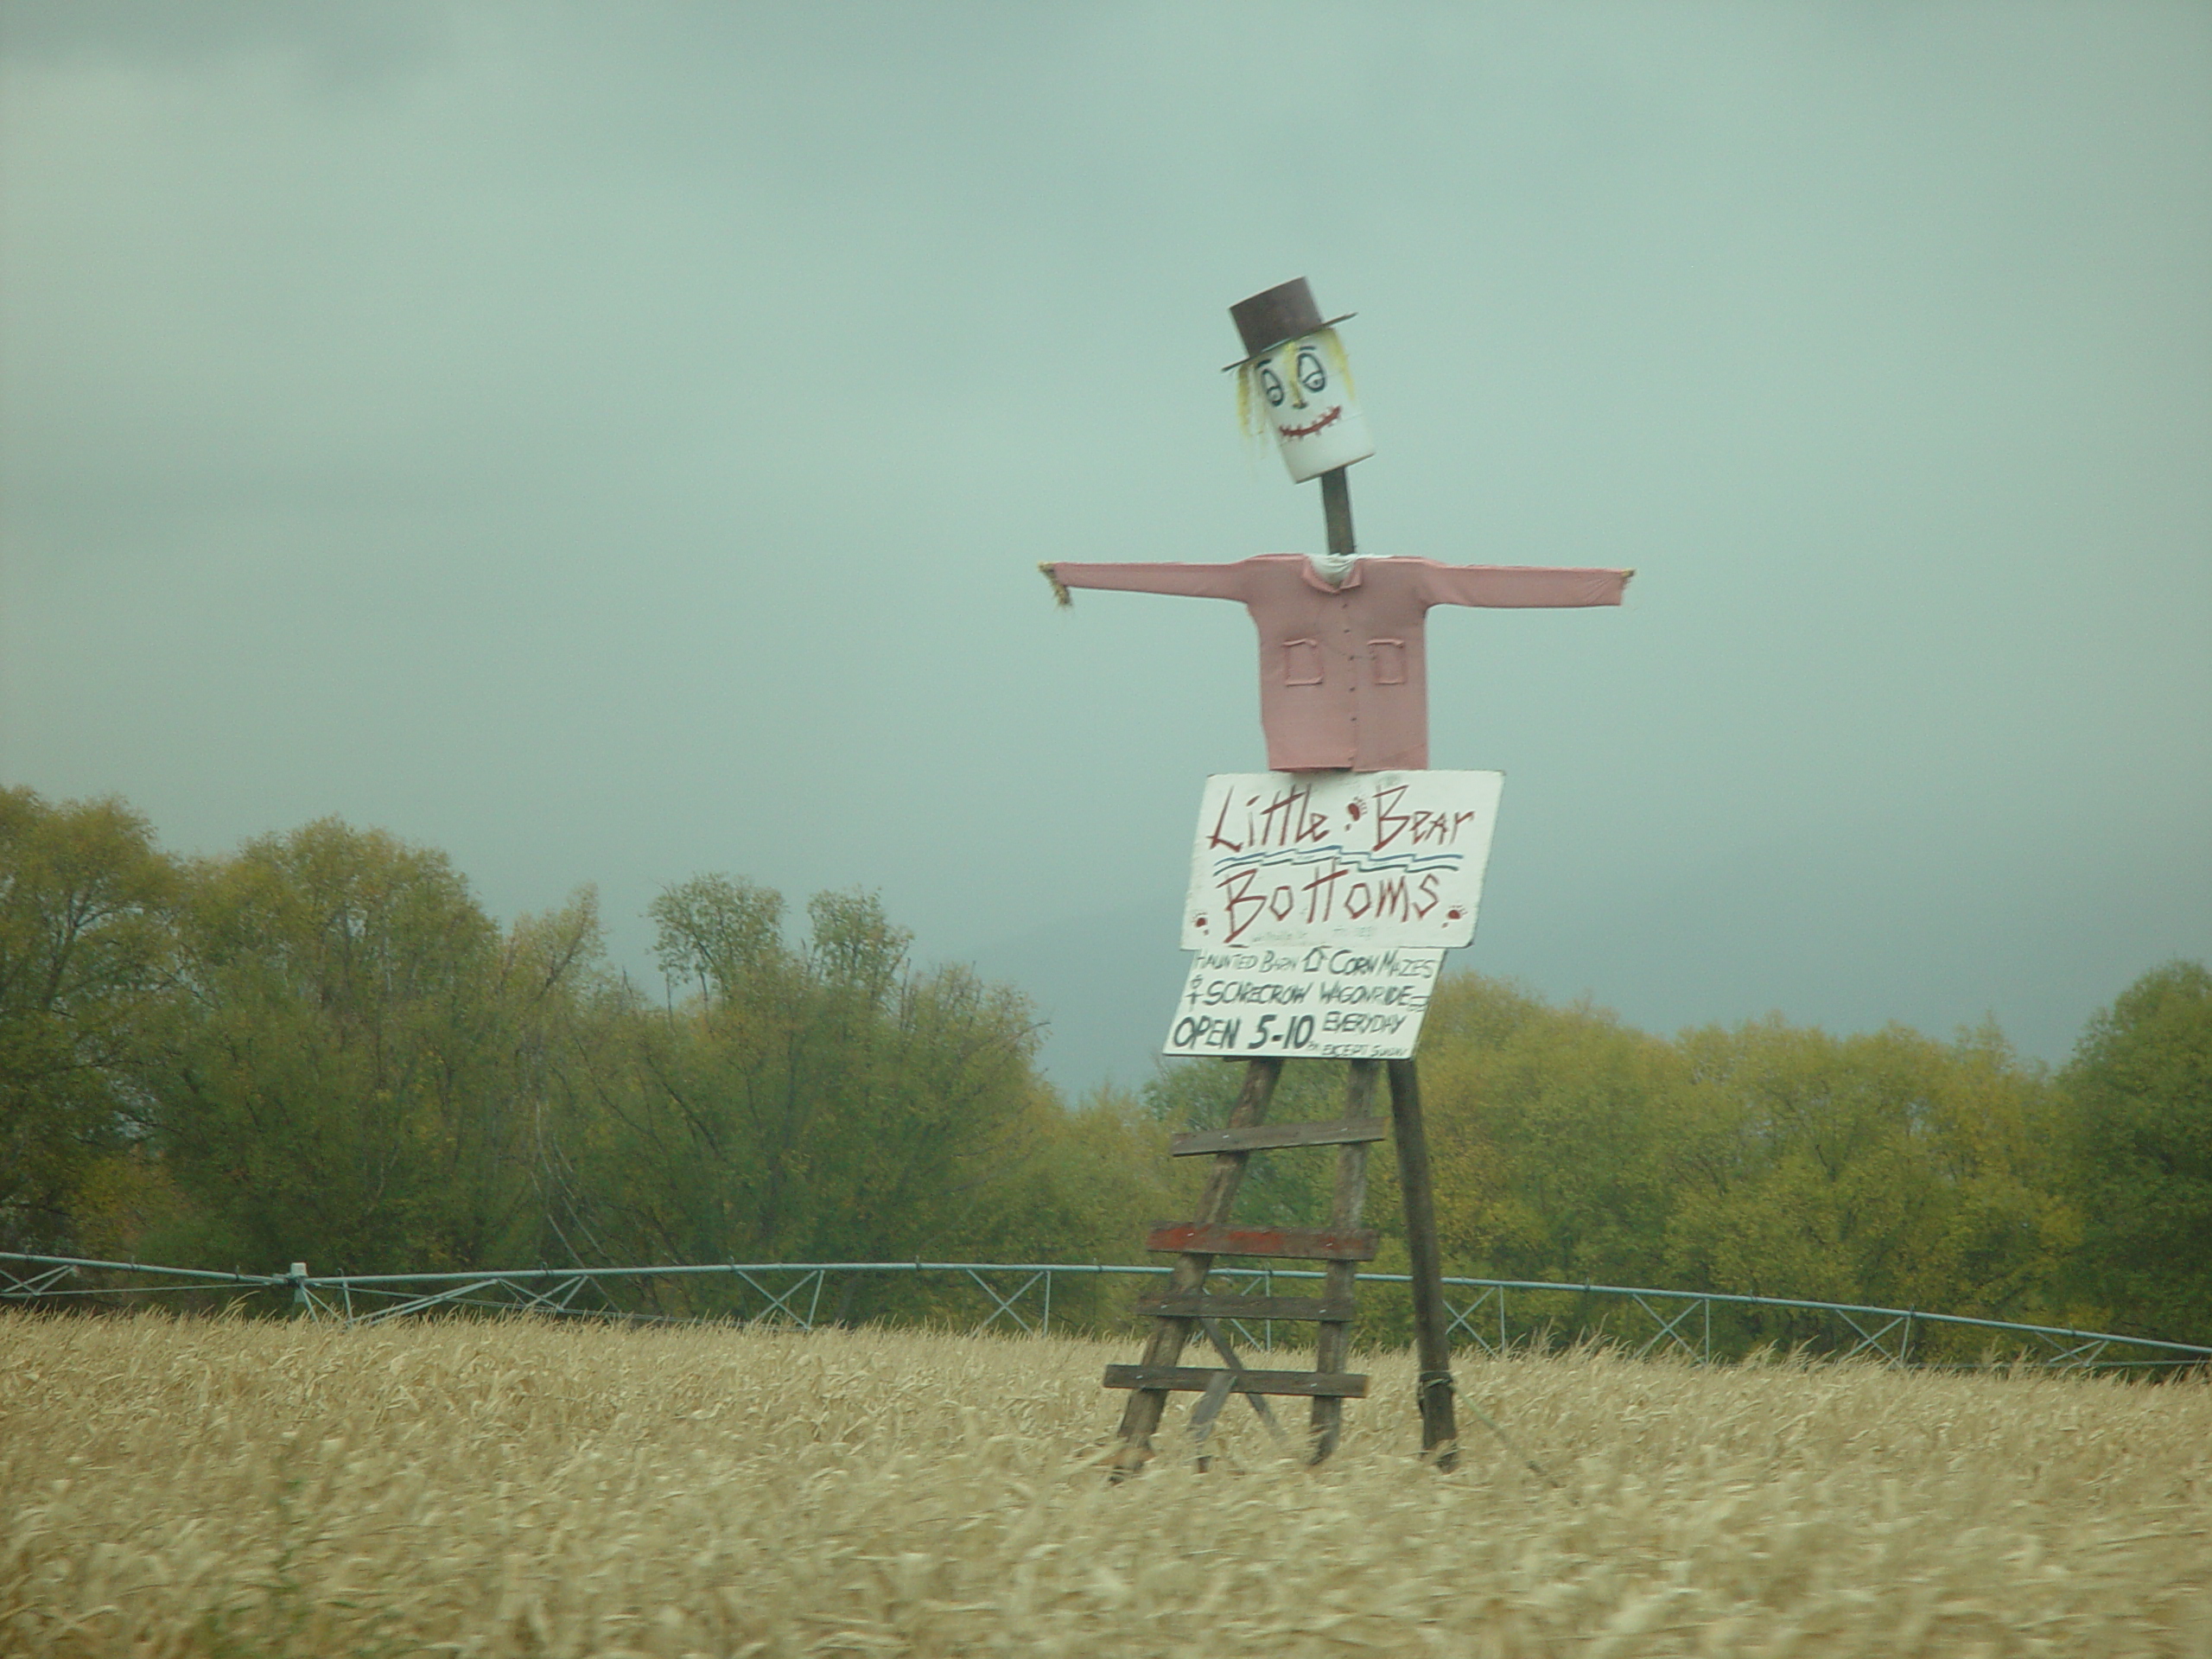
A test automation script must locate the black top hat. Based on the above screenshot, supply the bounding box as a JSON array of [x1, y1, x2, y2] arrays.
[[1226, 277, 1355, 368]]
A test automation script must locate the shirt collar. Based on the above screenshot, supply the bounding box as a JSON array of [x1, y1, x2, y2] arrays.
[[1301, 555, 1363, 593]]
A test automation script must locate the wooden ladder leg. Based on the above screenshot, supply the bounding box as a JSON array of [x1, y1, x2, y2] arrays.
[[1110, 1056, 1283, 1477], [1309, 1058, 1377, 1465], [1389, 1057, 1459, 1469]]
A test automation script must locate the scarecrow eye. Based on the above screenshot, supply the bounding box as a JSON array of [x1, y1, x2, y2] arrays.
[[1298, 348, 1328, 394], [1257, 363, 1286, 407]]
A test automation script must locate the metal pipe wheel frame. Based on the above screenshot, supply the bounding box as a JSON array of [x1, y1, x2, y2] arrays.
[[6, 1251, 2206, 1376]]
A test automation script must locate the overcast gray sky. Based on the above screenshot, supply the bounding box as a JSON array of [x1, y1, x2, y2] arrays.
[[3, 1, 2207, 1091]]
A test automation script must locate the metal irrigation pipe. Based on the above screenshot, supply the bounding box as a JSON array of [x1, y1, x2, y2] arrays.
[[5, 1253, 2208, 1365]]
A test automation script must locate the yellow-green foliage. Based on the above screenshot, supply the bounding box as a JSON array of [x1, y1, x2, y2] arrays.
[[1407, 977, 2088, 1339], [5, 1313, 2205, 1656], [10, 785, 2209, 1346]]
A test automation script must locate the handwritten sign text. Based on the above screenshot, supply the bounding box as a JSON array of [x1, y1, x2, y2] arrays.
[[1180, 771, 1502, 950], [1162, 944, 1446, 1060]]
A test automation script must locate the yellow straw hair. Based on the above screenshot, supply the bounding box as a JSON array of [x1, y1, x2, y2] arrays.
[[1314, 327, 1356, 401]]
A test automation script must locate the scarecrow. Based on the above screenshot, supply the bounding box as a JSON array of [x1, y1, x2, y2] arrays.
[[1041, 278, 1631, 772]]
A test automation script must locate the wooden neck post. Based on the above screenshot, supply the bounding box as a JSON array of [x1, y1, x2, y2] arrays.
[[1320, 466, 1356, 562]]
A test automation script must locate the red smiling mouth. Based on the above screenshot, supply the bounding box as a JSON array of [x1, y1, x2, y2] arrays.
[[1276, 405, 1344, 441]]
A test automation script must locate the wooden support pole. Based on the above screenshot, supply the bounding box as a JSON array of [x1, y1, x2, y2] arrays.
[[1111, 1055, 1282, 1476], [1388, 1058, 1459, 1468], [1319, 465, 1356, 561], [1309, 1058, 1376, 1463]]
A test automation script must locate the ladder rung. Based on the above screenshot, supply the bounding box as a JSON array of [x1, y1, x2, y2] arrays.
[[1103, 1364, 1368, 1398], [1146, 1223, 1378, 1262], [1135, 1293, 1356, 1322], [1171, 1118, 1389, 1156]]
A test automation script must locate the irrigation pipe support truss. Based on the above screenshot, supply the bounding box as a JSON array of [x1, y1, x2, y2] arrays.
[[4, 1253, 2206, 1374]]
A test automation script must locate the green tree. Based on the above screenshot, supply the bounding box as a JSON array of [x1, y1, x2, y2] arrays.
[[1379, 974, 2075, 1355], [1662, 1019, 2073, 1328], [649, 873, 783, 1005], [1418, 975, 1682, 1289], [598, 875, 815, 1262], [148, 820, 593, 1274], [1140, 1057, 1351, 1231], [2060, 961, 2212, 1344], [0, 787, 179, 1252], [495, 886, 629, 1269], [1912, 1021, 2078, 1323], [581, 879, 1077, 1313], [994, 1083, 1185, 1267]]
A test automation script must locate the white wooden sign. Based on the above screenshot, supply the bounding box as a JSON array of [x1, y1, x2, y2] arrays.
[[1180, 771, 1503, 950], [1163, 944, 1446, 1060]]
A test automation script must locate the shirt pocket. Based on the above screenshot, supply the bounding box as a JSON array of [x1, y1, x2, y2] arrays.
[[1281, 639, 1325, 685], [1367, 638, 1408, 685]]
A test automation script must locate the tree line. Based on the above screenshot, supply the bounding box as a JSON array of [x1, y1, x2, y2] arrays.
[[3, 785, 2206, 1346]]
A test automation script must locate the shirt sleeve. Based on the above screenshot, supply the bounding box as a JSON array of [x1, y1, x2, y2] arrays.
[[1047, 561, 1253, 601], [1418, 562, 1633, 609]]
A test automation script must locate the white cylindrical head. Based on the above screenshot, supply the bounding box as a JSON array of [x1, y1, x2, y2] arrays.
[[1240, 327, 1375, 483]]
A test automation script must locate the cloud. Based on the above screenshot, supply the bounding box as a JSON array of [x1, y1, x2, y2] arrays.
[[3, 2, 2205, 1085]]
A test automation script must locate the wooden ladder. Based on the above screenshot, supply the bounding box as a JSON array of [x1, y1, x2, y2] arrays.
[[1103, 1055, 1461, 1474]]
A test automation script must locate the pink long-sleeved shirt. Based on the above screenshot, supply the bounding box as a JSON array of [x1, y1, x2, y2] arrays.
[[1049, 555, 1630, 771]]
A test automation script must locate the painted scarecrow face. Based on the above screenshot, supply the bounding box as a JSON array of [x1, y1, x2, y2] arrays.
[[1245, 327, 1375, 483]]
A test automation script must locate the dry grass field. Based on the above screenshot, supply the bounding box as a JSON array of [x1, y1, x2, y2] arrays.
[[3, 1313, 2207, 1657]]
